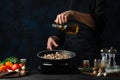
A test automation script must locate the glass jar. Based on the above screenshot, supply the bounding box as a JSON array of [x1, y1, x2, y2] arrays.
[[20, 59, 27, 65], [83, 60, 90, 68]]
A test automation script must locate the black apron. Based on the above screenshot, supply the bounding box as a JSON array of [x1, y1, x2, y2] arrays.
[[62, 21, 100, 66], [55, 0, 104, 66]]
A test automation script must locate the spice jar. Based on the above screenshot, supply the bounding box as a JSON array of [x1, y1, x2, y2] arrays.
[[83, 60, 90, 68], [20, 59, 27, 64], [20, 59, 27, 70]]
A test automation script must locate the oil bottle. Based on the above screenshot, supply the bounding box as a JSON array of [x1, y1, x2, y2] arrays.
[[52, 23, 79, 34]]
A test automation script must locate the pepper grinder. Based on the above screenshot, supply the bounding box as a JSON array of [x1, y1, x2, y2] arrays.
[[108, 47, 117, 67]]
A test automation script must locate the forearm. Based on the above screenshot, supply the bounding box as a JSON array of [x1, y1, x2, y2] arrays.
[[70, 10, 95, 28]]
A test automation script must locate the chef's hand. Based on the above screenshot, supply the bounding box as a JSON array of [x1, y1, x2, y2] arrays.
[[47, 36, 59, 50], [55, 10, 73, 24]]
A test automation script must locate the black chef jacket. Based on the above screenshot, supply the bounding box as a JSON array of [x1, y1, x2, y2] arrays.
[[54, 0, 106, 66]]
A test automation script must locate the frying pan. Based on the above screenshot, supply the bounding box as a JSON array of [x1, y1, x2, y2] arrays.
[[37, 50, 76, 64]]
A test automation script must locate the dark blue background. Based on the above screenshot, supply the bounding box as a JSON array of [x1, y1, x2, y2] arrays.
[[0, 0, 120, 69], [0, 0, 66, 69], [101, 0, 120, 64]]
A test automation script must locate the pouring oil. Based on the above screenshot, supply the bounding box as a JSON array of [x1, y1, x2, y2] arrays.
[[52, 23, 79, 34]]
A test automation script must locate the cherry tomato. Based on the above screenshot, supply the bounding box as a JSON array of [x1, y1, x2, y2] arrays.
[[11, 64, 19, 70], [19, 63, 24, 67], [5, 61, 13, 68], [0, 65, 8, 72]]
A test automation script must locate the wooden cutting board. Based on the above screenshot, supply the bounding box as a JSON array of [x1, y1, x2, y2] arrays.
[[80, 71, 97, 76], [0, 70, 28, 78], [80, 71, 120, 77], [78, 67, 120, 77]]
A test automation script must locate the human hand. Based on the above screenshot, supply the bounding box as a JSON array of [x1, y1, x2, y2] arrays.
[[54, 10, 73, 24], [47, 36, 59, 50]]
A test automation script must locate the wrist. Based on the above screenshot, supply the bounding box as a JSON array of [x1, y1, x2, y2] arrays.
[[51, 36, 59, 41], [69, 10, 77, 20], [68, 10, 74, 19]]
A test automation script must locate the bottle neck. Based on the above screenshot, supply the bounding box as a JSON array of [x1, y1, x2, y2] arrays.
[[52, 24, 62, 28], [64, 25, 67, 29], [52, 24, 67, 29]]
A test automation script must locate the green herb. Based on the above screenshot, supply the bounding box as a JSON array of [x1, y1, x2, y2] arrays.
[[2, 57, 19, 64], [0, 61, 2, 65], [82, 67, 93, 72]]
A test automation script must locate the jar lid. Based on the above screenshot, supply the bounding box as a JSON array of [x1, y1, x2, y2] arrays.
[[20, 58, 27, 63]]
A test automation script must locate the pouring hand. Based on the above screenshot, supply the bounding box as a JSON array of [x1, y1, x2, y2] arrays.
[[54, 10, 73, 24], [47, 36, 59, 50]]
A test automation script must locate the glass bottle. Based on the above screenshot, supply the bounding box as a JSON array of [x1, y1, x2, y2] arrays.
[[52, 23, 79, 34]]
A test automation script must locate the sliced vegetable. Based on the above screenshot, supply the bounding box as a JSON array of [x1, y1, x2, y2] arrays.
[[19, 63, 24, 68], [5, 61, 13, 68], [11, 63, 19, 71], [15, 69, 20, 72], [0, 57, 28, 73], [21, 65, 26, 70], [0, 65, 8, 72]]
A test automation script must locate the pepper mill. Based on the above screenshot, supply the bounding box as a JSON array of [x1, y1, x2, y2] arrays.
[[108, 47, 117, 67]]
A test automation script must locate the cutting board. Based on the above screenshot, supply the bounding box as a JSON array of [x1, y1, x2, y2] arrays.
[[80, 71, 120, 77], [0, 70, 28, 78]]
